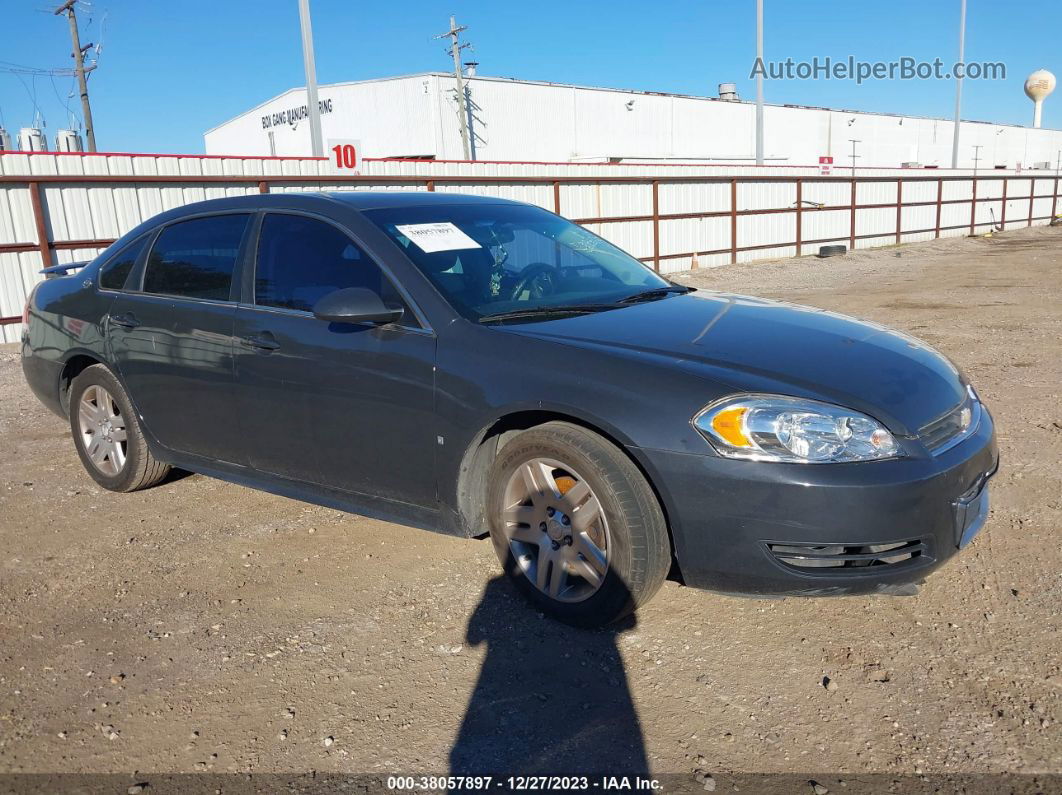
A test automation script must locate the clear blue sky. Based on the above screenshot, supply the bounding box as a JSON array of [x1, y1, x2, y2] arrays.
[[1, 0, 1058, 154]]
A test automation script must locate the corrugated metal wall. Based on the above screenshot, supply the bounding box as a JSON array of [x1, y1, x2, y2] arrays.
[[203, 73, 1062, 169], [2, 151, 1059, 342]]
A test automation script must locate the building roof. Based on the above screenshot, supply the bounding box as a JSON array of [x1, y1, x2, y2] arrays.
[[205, 71, 1045, 135]]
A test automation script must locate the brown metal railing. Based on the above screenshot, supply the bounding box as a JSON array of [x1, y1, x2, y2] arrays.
[[2, 171, 1059, 326]]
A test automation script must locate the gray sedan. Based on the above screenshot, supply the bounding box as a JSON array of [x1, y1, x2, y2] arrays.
[[21, 192, 998, 626]]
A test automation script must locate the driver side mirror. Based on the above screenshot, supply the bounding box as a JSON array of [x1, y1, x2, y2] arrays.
[[313, 287, 404, 325]]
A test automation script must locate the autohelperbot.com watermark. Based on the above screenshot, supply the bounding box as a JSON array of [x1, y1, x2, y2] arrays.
[[750, 56, 1006, 83]]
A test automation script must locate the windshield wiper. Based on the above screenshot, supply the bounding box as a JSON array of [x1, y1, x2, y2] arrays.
[[478, 303, 619, 324], [616, 285, 693, 305]]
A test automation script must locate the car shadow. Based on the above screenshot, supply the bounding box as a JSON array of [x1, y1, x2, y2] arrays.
[[449, 576, 648, 777], [158, 467, 195, 486]]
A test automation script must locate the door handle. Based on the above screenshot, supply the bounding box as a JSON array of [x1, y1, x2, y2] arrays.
[[109, 312, 139, 329], [240, 332, 280, 352]]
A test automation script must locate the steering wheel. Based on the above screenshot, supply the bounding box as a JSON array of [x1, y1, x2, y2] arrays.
[[509, 263, 561, 302]]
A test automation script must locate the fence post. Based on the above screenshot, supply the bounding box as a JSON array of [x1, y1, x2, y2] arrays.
[[553, 180, 561, 214], [29, 181, 52, 269], [1000, 178, 1008, 229], [895, 179, 903, 245], [426, 180, 435, 192], [795, 178, 802, 256], [258, 180, 269, 194], [969, 174, 978, 235], [1053, 173, 1060, 220], [849, 178, 857, 250], [935, 179, 943, 238], [1027, 177, 1034, 227], [651, 179, 660, 272], [729, 178, 738, 264]]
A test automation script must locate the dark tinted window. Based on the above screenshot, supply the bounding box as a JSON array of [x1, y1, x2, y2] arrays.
[[143, 214, 249, 300], [254, 214, 414, 323], [99, 234, 149, 291]]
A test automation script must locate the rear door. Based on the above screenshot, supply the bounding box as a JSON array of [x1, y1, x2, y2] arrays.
[[233, 212, 437, 506], [107, 213, 251, 462]]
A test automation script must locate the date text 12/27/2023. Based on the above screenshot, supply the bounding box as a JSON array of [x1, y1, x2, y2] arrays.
[[386, 776, 663, 791]]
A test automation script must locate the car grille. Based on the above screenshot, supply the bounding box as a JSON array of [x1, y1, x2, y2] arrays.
[[919, 388, 980, 454], [766, 540, 926, 572]]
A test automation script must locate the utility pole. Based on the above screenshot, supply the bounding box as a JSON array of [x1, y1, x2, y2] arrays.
[[754, 0, 764, 166], [297, 0, 324, 157], [435, 16, 472, 160], [972, 144, 982, 175], [848, 139, 861, 177], [950, 0, 967, 169], [54, 0, 96, 152]]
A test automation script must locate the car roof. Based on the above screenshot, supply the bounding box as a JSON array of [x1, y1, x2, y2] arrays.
[[92, 190, 539, 275], [325, 191, 524, 210], [140, 191, 528, 230]]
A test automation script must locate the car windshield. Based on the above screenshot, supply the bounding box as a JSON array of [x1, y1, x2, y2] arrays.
[[362, 203, 676, 322]]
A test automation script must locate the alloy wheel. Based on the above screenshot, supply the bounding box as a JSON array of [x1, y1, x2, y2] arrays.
[[501, 457, 610, 602], [77, 385, 128, 476]]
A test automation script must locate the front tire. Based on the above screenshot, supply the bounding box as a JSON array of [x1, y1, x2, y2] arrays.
[[486, 421, 671, 627], [69, 364, 170, 492]]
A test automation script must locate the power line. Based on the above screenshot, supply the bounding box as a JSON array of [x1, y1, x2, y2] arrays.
[[12, 72, 46, 128], [49, 72, 78, 129], [0, 59, 79, 77]]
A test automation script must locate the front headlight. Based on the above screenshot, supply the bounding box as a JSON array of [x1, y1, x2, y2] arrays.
[[693, 394, 903, 463]]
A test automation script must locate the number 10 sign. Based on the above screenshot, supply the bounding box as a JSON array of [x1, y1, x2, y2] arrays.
[[327, 139, 362, 174]]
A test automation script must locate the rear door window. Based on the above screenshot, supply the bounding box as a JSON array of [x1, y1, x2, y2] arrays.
[[99, 234, 150, 291], [143, 214, 250, 301], [254, 213, 416, 326]]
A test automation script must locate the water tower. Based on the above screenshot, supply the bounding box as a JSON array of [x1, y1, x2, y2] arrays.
[[1024, 69, 1056, 129]]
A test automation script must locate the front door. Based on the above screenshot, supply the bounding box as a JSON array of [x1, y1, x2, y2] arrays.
[[107, 213, 251, 462], [233, 212, 437, 507]]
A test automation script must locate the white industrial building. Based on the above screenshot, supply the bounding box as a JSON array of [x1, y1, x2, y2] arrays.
[[204, 72, 1062, 169]]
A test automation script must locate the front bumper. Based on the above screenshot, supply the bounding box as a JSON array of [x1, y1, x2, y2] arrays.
[[635, 409, 998, 596]]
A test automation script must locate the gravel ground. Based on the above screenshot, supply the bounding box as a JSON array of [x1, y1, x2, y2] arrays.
[[0, 226, 1059, 791]]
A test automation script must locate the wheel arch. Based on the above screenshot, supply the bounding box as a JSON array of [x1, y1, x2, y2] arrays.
[[453, 408, 681, 579], [57, 351, 110, 416]]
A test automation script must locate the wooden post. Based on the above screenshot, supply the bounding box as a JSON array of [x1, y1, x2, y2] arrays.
[[29, 181, 51, 269], [553, 180, 561, 214], [795, 179, 803, 256], [969, 174, 978, 235]]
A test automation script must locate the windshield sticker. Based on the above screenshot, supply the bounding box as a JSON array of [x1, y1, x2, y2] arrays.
[[395, 222, 482, 254]]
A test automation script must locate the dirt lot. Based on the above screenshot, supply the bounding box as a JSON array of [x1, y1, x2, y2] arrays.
[[0, 226, 1059, 791]]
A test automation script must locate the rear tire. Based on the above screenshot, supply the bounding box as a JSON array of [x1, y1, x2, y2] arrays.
[[69, 364, 170, 492], [486, 421, 671, 627]]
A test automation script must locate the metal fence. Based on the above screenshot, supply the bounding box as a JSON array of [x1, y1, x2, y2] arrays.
[[1, 152, 1059, 343]]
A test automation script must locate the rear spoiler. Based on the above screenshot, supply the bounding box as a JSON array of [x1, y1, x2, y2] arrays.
[[40, 261, 90, 279]]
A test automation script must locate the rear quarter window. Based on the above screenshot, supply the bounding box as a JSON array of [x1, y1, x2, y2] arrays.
[[143, 214, 250, 301], [99, 234, 150, 291]]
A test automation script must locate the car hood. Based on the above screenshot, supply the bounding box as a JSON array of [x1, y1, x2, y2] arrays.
[[496, 292, 967, 436]]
